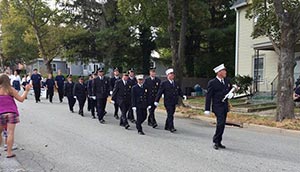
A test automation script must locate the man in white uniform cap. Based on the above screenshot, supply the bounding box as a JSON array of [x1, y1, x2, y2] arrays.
[[205, 64, 234, 150], [154, 68, 186, 133]]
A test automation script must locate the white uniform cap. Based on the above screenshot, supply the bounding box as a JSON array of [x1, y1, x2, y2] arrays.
[[213, 64, 226, 73], [136, 75, 144, 80], [165, 68, 174, 75]]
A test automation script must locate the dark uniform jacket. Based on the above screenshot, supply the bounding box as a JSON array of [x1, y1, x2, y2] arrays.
[[92, 76, 110, 98], [110, 76, 121, 91], [86, 80, 93, 96], [112, 79, 132, 105], [73, 83, 87, 97], [155, 80, 183, 106], [129, 77, 137, 86], [64, 82, 75, 96], [46, 79, 55, 89], [131, 84, 150, 109], [205, 77, 231, 114], [144, 77, 161, 103]]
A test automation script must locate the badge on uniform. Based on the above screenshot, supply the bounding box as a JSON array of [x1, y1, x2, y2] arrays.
[[156, 82, 158, 86], [129, 86, 131, 88], [145, 89, 147, 93]]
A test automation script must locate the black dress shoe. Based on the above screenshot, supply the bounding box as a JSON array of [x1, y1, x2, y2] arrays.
[[148, 122, 153, 126], [213, 144, 219, 150], [152, 123, 158, 128], [71, 110, 74, 113], [99, 119, 105, 124], [125, 124, 130, 129], [218, 143, 226, 149], [114, 115, 119, 120], [138, 131, 145, 135], [164, 127, 169, 131], [130, 119, 136, 123], [170, 128, 177, 133], [92, 116, 96, 119]]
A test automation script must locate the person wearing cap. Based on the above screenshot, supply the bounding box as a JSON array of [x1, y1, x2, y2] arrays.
[[127, 68, 137, 123], [30, 69, 42, 103], [55, 69, 65, 103], [154, 68, 186, 133], [144, 67, 161, 128], [111, 72, 131, 129], [73, 76, 87, 116], [131, 75, 151, 135], [92, 68, 110, 124], [110, 67, 121, 119], [204, 64, 234, 150], [64, 75, 76, 113], [87, 73, 97, 119]]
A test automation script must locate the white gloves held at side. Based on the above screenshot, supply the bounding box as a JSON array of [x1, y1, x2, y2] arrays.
[[154, 102, 159, 107]]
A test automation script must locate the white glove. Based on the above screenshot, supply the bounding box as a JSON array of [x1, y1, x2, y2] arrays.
[[132, 107, 137, 111], [154, 102, 159, 107], [162, 94, 164, 98], [204, 111, 210, 115], [183, 95, 187, 100], [147, 106, 152, 109], [111, 100, 115, 104], [73, 96, 76, 99], [109, 91, 113, 95], [227, 92, 234, 99], [91, 96, 96, 100]]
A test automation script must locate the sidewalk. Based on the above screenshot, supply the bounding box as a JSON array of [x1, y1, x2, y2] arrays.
[[0, 155, 26, 172]]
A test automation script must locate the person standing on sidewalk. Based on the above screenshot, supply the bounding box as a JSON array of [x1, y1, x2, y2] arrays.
[[73, 76, 87, 116], [64, 75, 76, 113], [144, 67, 161, 128], [0, 73, 31, 158], [154, 68, 186, 133], [30, 69, 42, 103], [92, 68, 110, 124], [45, 73, 55, 103], [110, 67, 121, 119], [131, 75, 151, 135], [55, 69, 65, 103], [111, 72, 131, 129], [11, 70, 21, 92], [204, 64, 235, 150]]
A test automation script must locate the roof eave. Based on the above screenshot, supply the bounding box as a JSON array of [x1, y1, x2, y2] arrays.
[[230, 2, 248, 10]]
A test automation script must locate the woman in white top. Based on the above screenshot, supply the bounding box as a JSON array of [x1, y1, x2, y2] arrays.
[[10, 71, 21, 92]]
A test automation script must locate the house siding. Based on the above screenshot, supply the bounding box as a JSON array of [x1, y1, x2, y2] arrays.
[[237, 7, 279, 92]]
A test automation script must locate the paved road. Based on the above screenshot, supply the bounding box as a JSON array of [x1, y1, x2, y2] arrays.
[[1, 95, 300, 172]]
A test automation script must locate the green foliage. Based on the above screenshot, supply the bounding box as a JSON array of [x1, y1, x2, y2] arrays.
[[246, 0, 300, 44]]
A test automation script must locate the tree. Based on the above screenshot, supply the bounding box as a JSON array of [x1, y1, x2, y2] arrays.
[[247, 0, 300, 121], [0, 0, 38, 65], [12, 0, 66, 74]]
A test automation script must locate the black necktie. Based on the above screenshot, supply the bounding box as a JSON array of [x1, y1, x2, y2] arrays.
[[221, 79, 225, 85]]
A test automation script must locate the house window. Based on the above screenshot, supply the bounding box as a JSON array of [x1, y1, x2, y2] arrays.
[[253, 57, 264, 82], [52, 63, 57, 72]]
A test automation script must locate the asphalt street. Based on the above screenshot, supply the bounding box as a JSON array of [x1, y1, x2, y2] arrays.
[[1, 95, 300, 172]]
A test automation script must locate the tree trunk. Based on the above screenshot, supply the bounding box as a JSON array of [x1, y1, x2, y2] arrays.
[[167, 0, 179, 72], [167, 0, 188, 106], [273, 0, 296, 121], [45, 60, 53, 75], [276, 27, 296, 121]]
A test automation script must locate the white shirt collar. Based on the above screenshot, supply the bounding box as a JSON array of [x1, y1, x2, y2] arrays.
[[150, 76, 155, 80], [138, 83, 143, 87], [168, 79, 174, 84], [216, 76, 224, 83]]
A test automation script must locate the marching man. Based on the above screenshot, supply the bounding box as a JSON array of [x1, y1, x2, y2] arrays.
[[131, 75, 151, 135], [154, 68, 187, 133], [204, 64, 238, 150]]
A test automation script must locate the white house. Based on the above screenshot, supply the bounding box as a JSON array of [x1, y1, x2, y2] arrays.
[[231, 0, 300, 94]]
